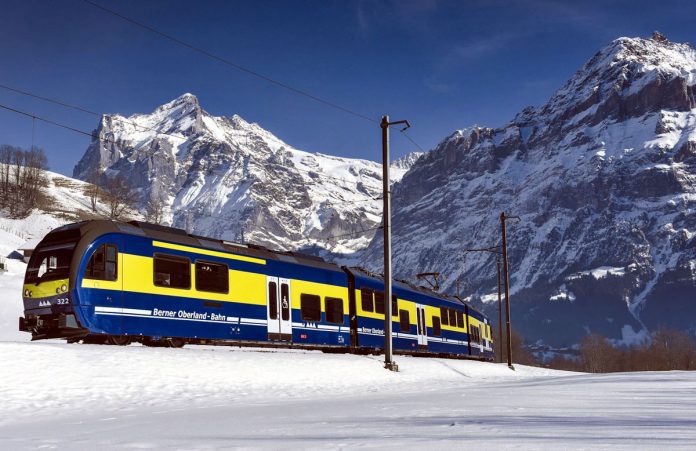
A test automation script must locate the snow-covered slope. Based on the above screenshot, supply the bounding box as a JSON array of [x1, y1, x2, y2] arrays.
[[0, 169, 143, 341], [73, 96, 419, 255], [2, 341, 696, 449], [362, 33, 696, 347]]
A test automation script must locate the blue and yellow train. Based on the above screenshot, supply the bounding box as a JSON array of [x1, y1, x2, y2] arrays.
[[19, 220, 493, 360]]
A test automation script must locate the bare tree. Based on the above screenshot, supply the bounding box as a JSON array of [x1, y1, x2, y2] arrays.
[[0, 145, 48, 217], [579, 333, 620, 373], [85, 168, 103, 212], [22, 148, 48, 207], [492, 327, 538, 366], [9, 148, 24, 216], [103, 174, 136, 219], [0, 144, 15, 206], [144, 197, 166, 224], [649, 328, 696, 371]]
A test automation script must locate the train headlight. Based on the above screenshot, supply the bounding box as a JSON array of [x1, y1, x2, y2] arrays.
[[28, 291, 32, 298], [61, 284, 68, 293], [56, 287, 61, 294], [24, 289, 30, 297]]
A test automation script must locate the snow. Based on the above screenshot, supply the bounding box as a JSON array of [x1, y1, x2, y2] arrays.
[[617, 324, 651, 346], [0, 259, 27, 342], [1, 340, 696, 449], [566, 266, 626, 281], [1, 230, 696, 448]]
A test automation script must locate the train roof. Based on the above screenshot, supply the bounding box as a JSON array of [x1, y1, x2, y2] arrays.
[[46, 220, 344, 273], [45, 220, 483, 316], [344, 266, 473, 310]]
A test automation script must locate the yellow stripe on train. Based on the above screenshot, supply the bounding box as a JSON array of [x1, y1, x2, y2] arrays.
[[152, 240, 266, 265], [82, 253, 267, 305]]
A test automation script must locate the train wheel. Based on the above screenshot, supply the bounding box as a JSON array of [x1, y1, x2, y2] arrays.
[[106, 335, 131, 346], [83, 335, 107, 345], [167, 338, 186, 348], [142, 337, 163, 347]]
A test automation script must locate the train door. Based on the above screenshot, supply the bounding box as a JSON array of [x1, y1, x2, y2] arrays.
[[479, 322, 485, 353], [416, 304, 428, 347], [112, 238, 124, 334], [266, 276, 292, 341]]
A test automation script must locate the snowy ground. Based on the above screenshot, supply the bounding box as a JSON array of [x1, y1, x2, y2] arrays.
[[0, 342, 695, 450], [1, 221, 696, 449]]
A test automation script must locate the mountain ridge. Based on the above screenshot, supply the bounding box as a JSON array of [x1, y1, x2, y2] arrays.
[[361, 33, 696, 346], [73, 94, 421, 255]]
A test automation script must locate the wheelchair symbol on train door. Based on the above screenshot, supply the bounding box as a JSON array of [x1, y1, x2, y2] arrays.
[[282, 296, 289, 309]]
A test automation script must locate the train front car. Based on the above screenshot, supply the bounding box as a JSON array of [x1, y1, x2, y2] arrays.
[[19, 222, 87, 340]]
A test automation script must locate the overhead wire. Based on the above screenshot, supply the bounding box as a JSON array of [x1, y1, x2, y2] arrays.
[[0, 102, 116, 144], [0, 99, 384, 191], [0, 82, 197, 142], [82, 0, 378, 125], [0, 82, 392, 187], [80, 0, 431, 155], [400, 129, 426, 152], [4, 0, 432, 203]]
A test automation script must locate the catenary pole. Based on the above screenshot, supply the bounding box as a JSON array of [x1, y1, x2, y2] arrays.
[[497, 256, 503, 364], [500, 212, 514, 370], [382, 115, 395, 371], [381, 115, 410, 372]]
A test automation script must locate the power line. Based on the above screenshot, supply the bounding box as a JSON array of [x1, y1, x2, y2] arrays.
[[0, 82, 101, 116], [0, 102, 110, 143], [400, 130, 426, 152], [0, 82, 389, 188], [0, 98, 384, 189], [0, 82, 191, 142], [82, 0, 378, 124]]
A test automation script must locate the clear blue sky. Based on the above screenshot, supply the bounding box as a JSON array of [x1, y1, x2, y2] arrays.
[[1, 0, 695, 176]]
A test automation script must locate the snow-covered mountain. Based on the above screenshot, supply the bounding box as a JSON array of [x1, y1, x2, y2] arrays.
[[73, 95, 418, 254], [362, 33, 696, 347]]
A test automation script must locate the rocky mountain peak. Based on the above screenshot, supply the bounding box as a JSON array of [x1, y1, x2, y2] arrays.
[[391, 151, 425, 170], [521, 35, 696, 147], [362, 35, 696, 347], [74, 95, 414, 256]]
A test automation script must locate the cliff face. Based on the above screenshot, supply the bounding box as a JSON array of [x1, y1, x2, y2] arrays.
[[362, 34, 696, 346], [74, 94, 417, 254]]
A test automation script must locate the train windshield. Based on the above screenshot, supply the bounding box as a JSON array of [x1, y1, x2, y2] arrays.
[[25, 241, 77, 284]]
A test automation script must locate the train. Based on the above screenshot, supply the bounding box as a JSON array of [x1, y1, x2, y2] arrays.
[[19, 220, 494, 360]]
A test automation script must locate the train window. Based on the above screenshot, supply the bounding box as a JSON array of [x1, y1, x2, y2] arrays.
[[300, 294, 321, 322], [86, 244, 118, 281], [195, 261, 229, 293], [392, 295, 398, 317], [374, 291, 385, 315], [432, 316, 442, 336], [153, 254, 190, 289], [281, 284, 290, 321], [325, 297, 344, 324], [399, 309, 410, 332], [440, 306, 449, 326], [456, 311, 464, 329], [469, 325, 480, 344], [448, 309, 457, 328], [268, 282, 278, 320], [361, 288, 374, 313]]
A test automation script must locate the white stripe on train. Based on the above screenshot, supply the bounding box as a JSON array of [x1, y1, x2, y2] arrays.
[[94, 306, 493, 351]]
